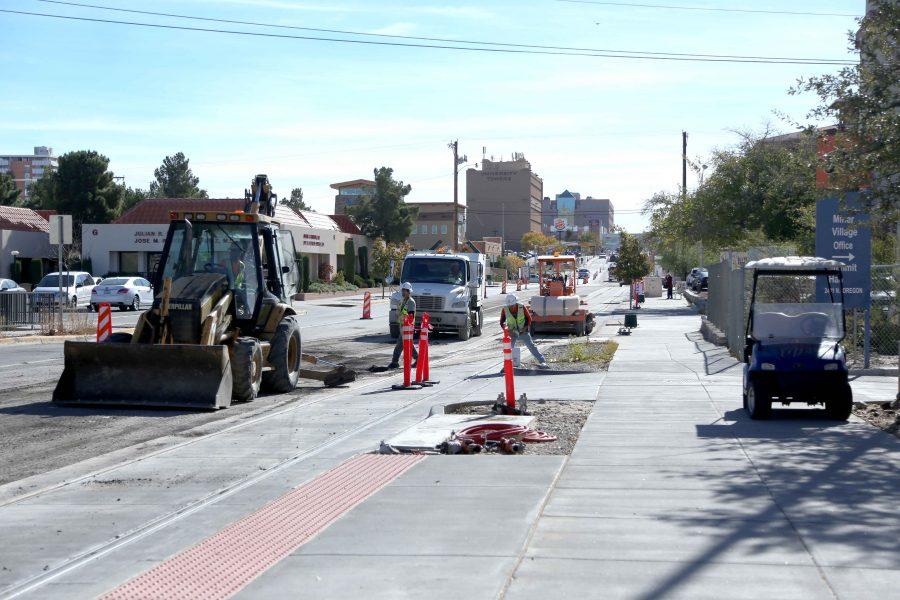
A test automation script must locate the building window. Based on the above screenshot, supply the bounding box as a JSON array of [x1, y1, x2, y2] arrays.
[[431, 225, 437, 235], [118, 252, 139, 274], [421, 224, 428, 234], [441, 224, 447, 235]]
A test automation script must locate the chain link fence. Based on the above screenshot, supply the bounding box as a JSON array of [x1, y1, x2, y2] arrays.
[[707, 256, 899, 370]]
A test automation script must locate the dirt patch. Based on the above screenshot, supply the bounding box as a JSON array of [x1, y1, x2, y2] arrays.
[[540, 339, 618, 373], [446, 400, 593, 455], [853, 400, 899, 439]]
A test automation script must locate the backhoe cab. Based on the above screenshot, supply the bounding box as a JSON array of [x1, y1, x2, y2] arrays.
[[54, 175, 353, 410]]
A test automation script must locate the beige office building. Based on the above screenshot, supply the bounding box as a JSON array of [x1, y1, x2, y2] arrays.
[[465, 155, 542, 252], [406, 202, 461, 250]]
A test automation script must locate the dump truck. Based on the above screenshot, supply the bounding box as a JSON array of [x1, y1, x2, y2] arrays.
[[53, 175, 354, 410], [528, 255, 595, 336]]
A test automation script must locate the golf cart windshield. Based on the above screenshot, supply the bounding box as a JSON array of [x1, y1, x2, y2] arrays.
[[751, 271, 844, 342]]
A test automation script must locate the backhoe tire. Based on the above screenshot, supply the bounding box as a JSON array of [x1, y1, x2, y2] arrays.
[[575, 320, 586, 337], [389, 323, 400, 340], [106, 332, 133, 344], [231, 337, 262, 403], [825, 383, 853, 420], [472, 308, 483, 337], [262, 316, 302, 394]]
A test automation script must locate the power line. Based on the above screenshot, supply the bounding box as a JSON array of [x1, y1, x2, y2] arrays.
[[1, 8, 856, 65], [556, 0, 861, 18], [28, 0, 856, 64]]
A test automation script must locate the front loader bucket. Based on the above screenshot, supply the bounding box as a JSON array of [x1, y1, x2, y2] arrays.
[[53, 342, 233, 410]]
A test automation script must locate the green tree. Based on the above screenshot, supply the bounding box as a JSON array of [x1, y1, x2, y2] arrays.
[[614, 232, 651, 307], [0, 172, 21, 206], [792, 0, 899, 225], [149, 152, 207, 198], [24, 174, 54, 210], [281, 187, 310, 212], [343, 238, 356, 278], [46, 151, 124, 239], [347, 167, 416, 243], [358, 245, 369, 279]]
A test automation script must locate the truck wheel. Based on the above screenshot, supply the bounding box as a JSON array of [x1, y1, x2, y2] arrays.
[[262, 316, 302, 393], [472, 309, 483, 337], [458, 319, 471, 341], [825, 383, 853, 420], [389, 323, 400, 340], [231, 337, 262, 402], [746, 380, 771, 420]]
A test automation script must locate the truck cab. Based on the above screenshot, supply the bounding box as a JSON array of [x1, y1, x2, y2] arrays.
[[389, 251, 485, 341]]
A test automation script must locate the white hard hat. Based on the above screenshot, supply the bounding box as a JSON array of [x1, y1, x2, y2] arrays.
[[506, 293, 518, 307], [401, 282, 413, 292]]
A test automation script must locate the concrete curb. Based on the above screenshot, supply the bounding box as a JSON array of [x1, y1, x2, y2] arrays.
[[293, 287, 383, 301], [699, 316, 727, 346], [850, 368, 898, 377], [0, 334, 92, 345], [683, 288, 707, 313]]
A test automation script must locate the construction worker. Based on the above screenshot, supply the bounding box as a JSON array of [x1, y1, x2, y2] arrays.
[[501, 293, 548, 368], [388, 282, 418, 369]]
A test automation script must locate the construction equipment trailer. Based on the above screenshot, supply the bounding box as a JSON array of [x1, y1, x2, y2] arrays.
[[54, 175, 353, 410]]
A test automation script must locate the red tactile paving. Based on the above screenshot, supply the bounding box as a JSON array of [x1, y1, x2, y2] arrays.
[[101, 454, 424, 600]]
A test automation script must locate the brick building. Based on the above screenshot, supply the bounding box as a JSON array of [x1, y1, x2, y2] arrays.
[[0, 147, 57, 199]]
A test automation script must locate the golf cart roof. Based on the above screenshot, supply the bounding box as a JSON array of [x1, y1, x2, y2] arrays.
[[745, 256, 846, 271]]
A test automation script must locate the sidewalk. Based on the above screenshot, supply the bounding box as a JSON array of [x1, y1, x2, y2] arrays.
[[505, 297, 900, 599]]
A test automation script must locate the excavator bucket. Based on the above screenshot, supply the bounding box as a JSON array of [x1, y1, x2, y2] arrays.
[[53, 341, 233, 410]]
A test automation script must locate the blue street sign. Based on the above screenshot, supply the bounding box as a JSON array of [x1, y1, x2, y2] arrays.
[[815, 194, 871, 308]]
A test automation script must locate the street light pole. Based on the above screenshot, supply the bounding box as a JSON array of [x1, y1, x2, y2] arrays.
[[450, 140, 458, 250]]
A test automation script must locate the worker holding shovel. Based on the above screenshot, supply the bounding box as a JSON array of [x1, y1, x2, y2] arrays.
[[501, 294, 548, 369]]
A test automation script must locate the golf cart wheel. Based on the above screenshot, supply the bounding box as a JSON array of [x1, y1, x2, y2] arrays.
[[746, 379, 772, 420], [262, 316, 302, 394], [825, 383, 853, 420], [389, 323, 400, 339], [231, 337, 263, 402], [458, 318, 471, 341], [472, 308, 483, 337]]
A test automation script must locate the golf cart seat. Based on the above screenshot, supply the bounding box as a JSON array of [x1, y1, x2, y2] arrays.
[[752, 304, 840, 341]]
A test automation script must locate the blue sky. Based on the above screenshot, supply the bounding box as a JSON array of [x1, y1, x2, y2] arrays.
[[0, 0, 862, 230]]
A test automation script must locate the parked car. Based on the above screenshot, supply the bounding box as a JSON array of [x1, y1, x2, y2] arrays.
[[578, 268, 590, 279], [91, 276, 154, 311], [690, 268, 709, 292], [0, 278, 26, 293], [32, 271, 96, 308], [685, 267, 702, 289]]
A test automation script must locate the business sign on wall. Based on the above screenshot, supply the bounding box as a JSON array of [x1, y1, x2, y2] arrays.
[[553, 218, 567, 232]]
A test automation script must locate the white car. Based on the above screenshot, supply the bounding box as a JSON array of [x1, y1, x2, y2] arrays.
[[32, 271, 96, 308], [0, 278, 26, 293], [91, 276, 154, 311]]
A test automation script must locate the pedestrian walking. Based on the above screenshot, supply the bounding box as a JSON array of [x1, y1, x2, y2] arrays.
[[665, 272, 674, 299], [388, 282, 418, 369], [500, 294, 548, 368]]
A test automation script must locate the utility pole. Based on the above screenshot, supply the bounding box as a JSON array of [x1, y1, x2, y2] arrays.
[[683, 130, 703, 266], [450, 140, 458, 250]]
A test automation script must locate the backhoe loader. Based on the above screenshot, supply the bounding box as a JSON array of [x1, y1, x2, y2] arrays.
[[53, 175, 355, 410]]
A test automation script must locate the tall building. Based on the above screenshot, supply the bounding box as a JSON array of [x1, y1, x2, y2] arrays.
[[330, 179, 375, 215], [542, 190, 614, 237], [465, 155, 542, 252], [406, 201, 462, 250], [0, 147, 57, 199]]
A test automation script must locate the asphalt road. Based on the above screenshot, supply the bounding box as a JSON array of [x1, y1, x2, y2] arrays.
[[0, 258, 621, 486]]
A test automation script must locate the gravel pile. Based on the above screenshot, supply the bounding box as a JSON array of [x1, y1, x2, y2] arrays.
[[853, 400, 899, 439], [447, 400, 593, 455]]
